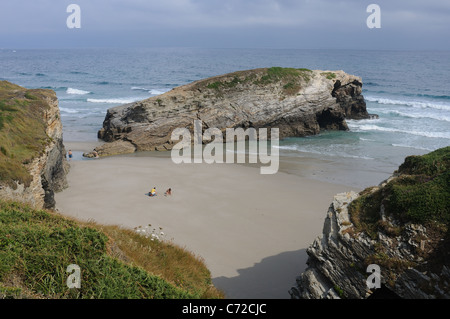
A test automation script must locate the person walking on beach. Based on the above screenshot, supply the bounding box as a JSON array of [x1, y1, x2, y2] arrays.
[[68, 150, 73, 161]]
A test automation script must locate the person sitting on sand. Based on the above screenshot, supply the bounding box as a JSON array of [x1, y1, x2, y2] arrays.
[[164, 188, 172, 196], [150, 187, 157, 197]]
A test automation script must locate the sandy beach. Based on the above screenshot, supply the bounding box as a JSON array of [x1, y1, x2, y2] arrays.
[[56, 142, 355, 299]]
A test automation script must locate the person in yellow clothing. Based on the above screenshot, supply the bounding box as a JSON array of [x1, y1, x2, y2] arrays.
[[150, 187, 156, 197]]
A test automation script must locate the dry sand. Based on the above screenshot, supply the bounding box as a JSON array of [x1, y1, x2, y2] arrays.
[[56, 142, 353, 299]]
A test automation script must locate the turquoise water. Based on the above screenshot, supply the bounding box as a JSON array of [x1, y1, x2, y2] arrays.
[[1, 48, 449, 174]]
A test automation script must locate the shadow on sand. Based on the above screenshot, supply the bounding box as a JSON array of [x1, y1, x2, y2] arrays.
[[213, 248, 307, 299]]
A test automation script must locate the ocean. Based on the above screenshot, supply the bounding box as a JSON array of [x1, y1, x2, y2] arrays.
[[1, 48, 449, 186]]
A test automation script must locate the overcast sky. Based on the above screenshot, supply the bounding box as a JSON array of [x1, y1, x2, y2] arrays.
[[1, 0, 449, 49]]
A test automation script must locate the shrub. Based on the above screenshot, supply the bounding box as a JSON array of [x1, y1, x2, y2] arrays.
[[0, 201, 221, 299]]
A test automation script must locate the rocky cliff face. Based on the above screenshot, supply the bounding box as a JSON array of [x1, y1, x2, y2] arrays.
[[94, 68, 369, 156], [36, 93, 69, 209], [290, 147, 450, 299], [0, 81, 68, 209]]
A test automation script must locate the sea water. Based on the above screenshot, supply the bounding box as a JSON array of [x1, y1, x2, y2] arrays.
[[1, 48, 449, 182]]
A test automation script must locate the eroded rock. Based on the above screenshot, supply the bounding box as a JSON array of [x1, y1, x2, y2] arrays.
[[96, 68, 370, 155]]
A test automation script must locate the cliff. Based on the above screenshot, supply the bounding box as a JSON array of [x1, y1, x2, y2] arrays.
[[0, 81, 68, 209], [290, 147, 450, 299], [93, 67, 369, 156], [0, 84, 222, 300]]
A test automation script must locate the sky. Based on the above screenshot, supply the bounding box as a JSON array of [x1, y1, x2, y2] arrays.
[[0, 0, 449, 50]]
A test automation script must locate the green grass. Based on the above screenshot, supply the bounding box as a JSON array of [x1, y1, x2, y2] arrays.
[[349, 147, 450, 228], [95, 224, 223, 298], [385, 172, 449, 224], [206, 75, 250, 90], [0, 81, 54, 188], [0, 200, 223, 299], [386, 147, 450, 224], [347, 147, 450, 289], [256, 67, 312, 85], [255, 67, 312, 95], [334, 285, 345, 298], [282, 82, 301, 95], [348, 188, 383, 239], [321, 72, 336, 80], [203, 67, 313, 96], [24, 93, 39, 100], [397, 146, 449, 176], [206, 82, 221, 90]]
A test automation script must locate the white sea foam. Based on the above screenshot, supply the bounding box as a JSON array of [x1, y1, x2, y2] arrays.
[[391, 144, 433, 151], [352, 124, 450, 139], [387, 110, 450, 123], [274, 145, 374, 160], [149, 89, 170, 95], [273, 145, 299, 151], [59, 107, 80, 114], [67, 87, 91, 95], [131, 87, 170, 95], [365, 96, 450, 111], [87, 97, 141, 104], [131, 86, 149, 91]]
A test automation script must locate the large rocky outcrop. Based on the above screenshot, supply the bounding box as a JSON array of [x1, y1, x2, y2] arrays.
[[290, 147, 450, 299], [0, 81, 68, 209], [94, 68, 370, 156]]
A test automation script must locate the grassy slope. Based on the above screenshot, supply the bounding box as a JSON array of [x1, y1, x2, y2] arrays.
[[0, 81, 53, 188], [201, 67, 314, 96], [350, 146, 449, 230], [0, 200, 223, 299], [348, 146, 450, 287]]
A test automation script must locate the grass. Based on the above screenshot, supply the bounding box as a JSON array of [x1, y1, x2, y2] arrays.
[[0, 81, 54, 188], [255, 67, 312, 86], [0, 200, 224, 299], [386, 146, 450, 224], [334, 285, 345, 298], [396, 146, 449, 176], [347, 147, 450, 288], [364, 253, 415, 288], [206, 76, 243, 90], [92, 224, 223, 298], [384, 172, 449, 224], [321, 72, 336, 80], [282, 82, 301, 95], [203, 67, 313, 96], [255, 67, 312, 95], [348, 188, 383, 239], [349, 147, 450, 231]]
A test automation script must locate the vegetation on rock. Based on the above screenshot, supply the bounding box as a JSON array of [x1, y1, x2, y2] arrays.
[[321, 72, 337, 80], [348, 146, 450, 290], [0, 200, 223, 299], [204, 67, 314, 96], [0, 81, 53, 188], [349, 146, 450, 228]]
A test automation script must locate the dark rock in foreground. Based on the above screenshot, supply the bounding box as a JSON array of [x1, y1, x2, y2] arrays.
[[290, 147, 450, 299]]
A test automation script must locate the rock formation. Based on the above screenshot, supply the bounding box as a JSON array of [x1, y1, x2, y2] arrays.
[[92, 68, 370, 156], [0, 81, 68, 209], [290, 147, 450, 299]]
